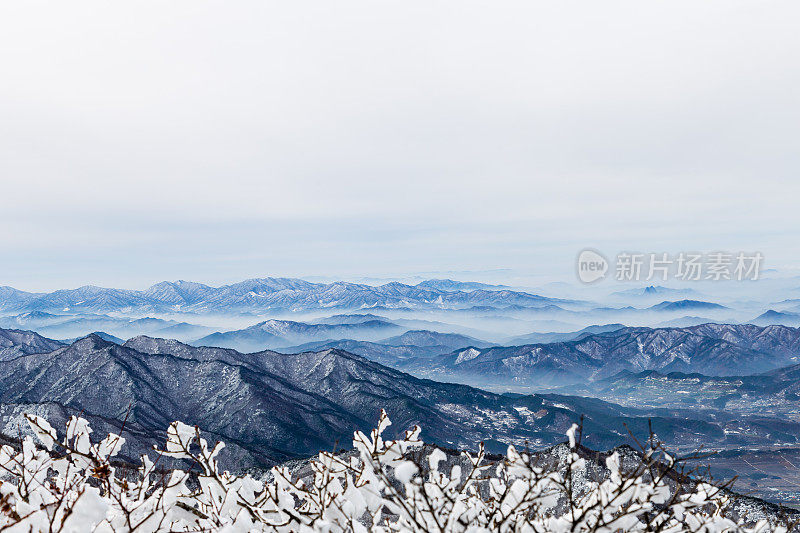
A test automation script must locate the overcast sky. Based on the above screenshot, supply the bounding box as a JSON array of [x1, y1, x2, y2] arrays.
[[2, 1, 799, 291]]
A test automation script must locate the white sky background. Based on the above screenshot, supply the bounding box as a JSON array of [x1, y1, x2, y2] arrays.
[[1, 1, 799, 291]]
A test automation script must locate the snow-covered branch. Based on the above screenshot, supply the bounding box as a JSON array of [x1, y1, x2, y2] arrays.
[[0, 411, 792, 532]]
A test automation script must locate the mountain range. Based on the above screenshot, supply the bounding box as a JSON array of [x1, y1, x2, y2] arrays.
[[193, 318, 406, 351], [506, 323, 626, 345], [612, 285, 700, 297], [413, 279, 509, 291], [277, 330, 494, 365], [399, 323, 800, 388], [648, 299, 728, 312], [565, 361, 800, 415], [0, 328, 63, 361], [0, 278, 567, 315], [0, 312, 215, 342], [0, 326, 782, 470], [749, 309, 800, 327]]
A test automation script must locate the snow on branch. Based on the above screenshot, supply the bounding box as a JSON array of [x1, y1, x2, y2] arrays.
[[0, 410, 793, 532]]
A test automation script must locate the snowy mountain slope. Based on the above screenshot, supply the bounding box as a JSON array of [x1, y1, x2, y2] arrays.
[[507, 324, 627, 345], [378, 329, 492, 349], [401, 324, 800, 387], [234, 329, 491, 363], [648, 300, 728, 312], [414, 279, 509, 291], [0, 311, 66, 328], [123, 336, 777, 454], [0, 278, 570, 314], [193, 318, 405, 351], [27, 315, 214, 342], [0, 287, 45, 312], [560, 362, 800, 414], [613, 285, 700, 297], [0, 329, 63, 361], [310, 313, 392, 325], [59, 331, 125, 344], [276, 339, 444, 364], [0, 334, 363, 467], [749, 309, 800, 327], [0, 328, 753, 468]]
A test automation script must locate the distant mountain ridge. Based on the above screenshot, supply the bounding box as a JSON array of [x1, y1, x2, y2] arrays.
[[379, 329, 491, 348], [560, 362, 800, 424], [0, 312, 215, 342], [59, 331, 125, 344], [194, 318, 406, 351], [414, 279, 509, 292], [612, 285, 700, 298], [507, 324, 626, 345], [0, 328, 63, 361], [277, 329, 494, 365], [0, 327, 750, 469], [648, 300, 728, 311], [0, 278, 567, 315], [276, 339, 446, 365], [749, 309, 800, 327], [401, 323, 800, 387]]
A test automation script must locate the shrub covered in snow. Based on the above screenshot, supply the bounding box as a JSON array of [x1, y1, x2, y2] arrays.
[[0, 410, 794, 532]]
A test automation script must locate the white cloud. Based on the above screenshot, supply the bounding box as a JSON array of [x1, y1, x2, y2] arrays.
[[1, 0, 799, 289]]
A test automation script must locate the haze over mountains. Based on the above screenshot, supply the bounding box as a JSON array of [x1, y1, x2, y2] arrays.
[[4, 275, 800, 505], [0, 325, 796, 472], [194, 318, 406, 351], [402, 324, 800, 389], [0, 313, 216, 343], [1, 276, 796, 348], [2, 277, 800, 386]]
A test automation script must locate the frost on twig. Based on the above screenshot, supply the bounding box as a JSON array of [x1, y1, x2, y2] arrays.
[[0, 410, 793, 532]]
